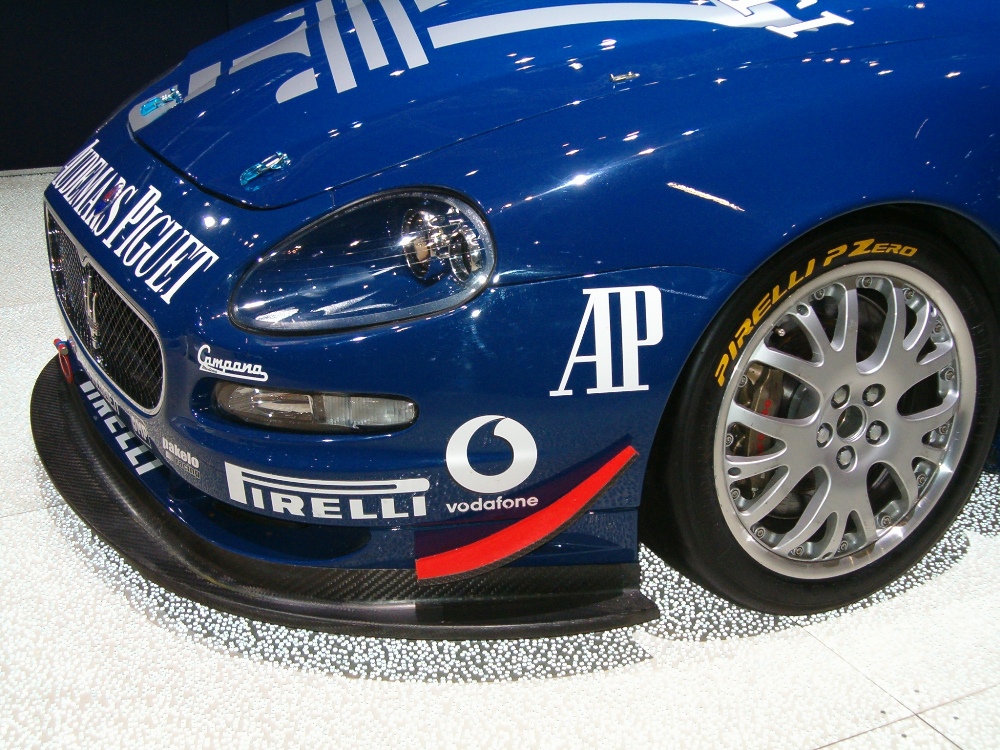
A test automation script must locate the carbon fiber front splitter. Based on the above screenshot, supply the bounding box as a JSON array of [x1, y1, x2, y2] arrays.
[[30, 357, 659, 639]]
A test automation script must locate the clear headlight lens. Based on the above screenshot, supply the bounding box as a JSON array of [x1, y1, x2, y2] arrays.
[[231, 191, 494, 332], [215, 383, 417, 433]]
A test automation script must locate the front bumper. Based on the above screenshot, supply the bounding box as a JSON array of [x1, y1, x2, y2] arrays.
[[31, 357, 658, 638]]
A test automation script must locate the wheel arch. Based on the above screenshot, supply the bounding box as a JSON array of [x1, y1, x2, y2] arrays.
[[639, 201, 1000, 557]]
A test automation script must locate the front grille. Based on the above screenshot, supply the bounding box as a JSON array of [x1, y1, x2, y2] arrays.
[[47, 211, 164, 410], [48, 214, 89, 338]]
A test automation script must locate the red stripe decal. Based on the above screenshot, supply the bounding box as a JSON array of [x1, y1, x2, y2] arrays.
[[416, 445, 639, 581]]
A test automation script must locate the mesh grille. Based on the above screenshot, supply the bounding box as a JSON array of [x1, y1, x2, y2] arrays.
[[47, 212, 164, 410], [48, 214, 89, 337]]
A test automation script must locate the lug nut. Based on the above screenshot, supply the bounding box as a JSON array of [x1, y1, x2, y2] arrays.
[[832, 386, 849, 408], [879, 514, 892, 528], [837, 447, 854, 469], [867, 423, 884, 443], [730, 488, 740, 501], [817, 424, 832, 445], [863, 385, 882, 405]]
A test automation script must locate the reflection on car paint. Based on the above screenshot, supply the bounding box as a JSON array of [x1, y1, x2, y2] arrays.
[[150, 0, 857, 115]]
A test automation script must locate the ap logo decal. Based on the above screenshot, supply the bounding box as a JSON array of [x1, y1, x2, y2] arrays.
[[446, 416, 538, 494], [551, 286, 663, 397]]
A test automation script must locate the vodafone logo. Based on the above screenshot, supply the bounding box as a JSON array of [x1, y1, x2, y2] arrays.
[[445, 416, 537, 494]]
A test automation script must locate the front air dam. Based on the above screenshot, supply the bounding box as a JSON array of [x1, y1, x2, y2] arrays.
[[30, 357, 658, 639]]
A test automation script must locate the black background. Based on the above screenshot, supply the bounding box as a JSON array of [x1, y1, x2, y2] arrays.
[[0, 1, 292, 171]]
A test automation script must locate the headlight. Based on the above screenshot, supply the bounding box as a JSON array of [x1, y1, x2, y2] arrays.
[[231, 191, 495, 332]]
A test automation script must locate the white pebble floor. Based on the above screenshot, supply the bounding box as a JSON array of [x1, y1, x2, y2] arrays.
[[2, 169, 999, 749]]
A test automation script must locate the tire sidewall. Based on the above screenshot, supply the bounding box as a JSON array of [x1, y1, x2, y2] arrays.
[[663, 222, 1000, 614]]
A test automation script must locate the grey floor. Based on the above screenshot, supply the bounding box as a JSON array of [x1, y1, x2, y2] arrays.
[[3, 170, 1000, 749]]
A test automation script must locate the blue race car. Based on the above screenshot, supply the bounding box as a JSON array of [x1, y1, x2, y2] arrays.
[[33, 0, 1000, 637]]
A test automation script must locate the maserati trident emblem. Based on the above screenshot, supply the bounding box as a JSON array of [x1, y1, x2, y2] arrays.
[[92, 182, 123, 217], [84, 270, 100, 349]]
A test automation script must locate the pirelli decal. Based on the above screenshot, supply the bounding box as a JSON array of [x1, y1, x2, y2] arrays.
[[79, 379, 164, 476], [714, 239, 919, 387], [225, 463, 430, 522]]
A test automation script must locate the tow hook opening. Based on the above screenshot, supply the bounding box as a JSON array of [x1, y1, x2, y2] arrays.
[[54, 339, 73, 383]]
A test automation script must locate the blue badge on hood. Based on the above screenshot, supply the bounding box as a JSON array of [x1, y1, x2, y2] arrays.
[[140, 86, 184, 117], [240, 152, 291, 190]]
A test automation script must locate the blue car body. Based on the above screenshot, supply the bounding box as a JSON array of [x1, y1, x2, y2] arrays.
[[35, 0, 1000, 635]]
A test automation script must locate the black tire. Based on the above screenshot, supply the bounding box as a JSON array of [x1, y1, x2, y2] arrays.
[[643, 220, 1000, 614]]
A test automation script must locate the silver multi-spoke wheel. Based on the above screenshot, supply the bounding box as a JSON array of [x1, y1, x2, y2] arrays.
[[714, 261, 976, 579], [655, 228, 998, 613]]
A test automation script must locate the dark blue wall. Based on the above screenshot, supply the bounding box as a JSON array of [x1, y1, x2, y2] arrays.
[[0, 1, 291, 171]]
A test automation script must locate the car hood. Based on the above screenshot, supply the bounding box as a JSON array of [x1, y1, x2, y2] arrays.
[[128, 0, 967, 208]]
